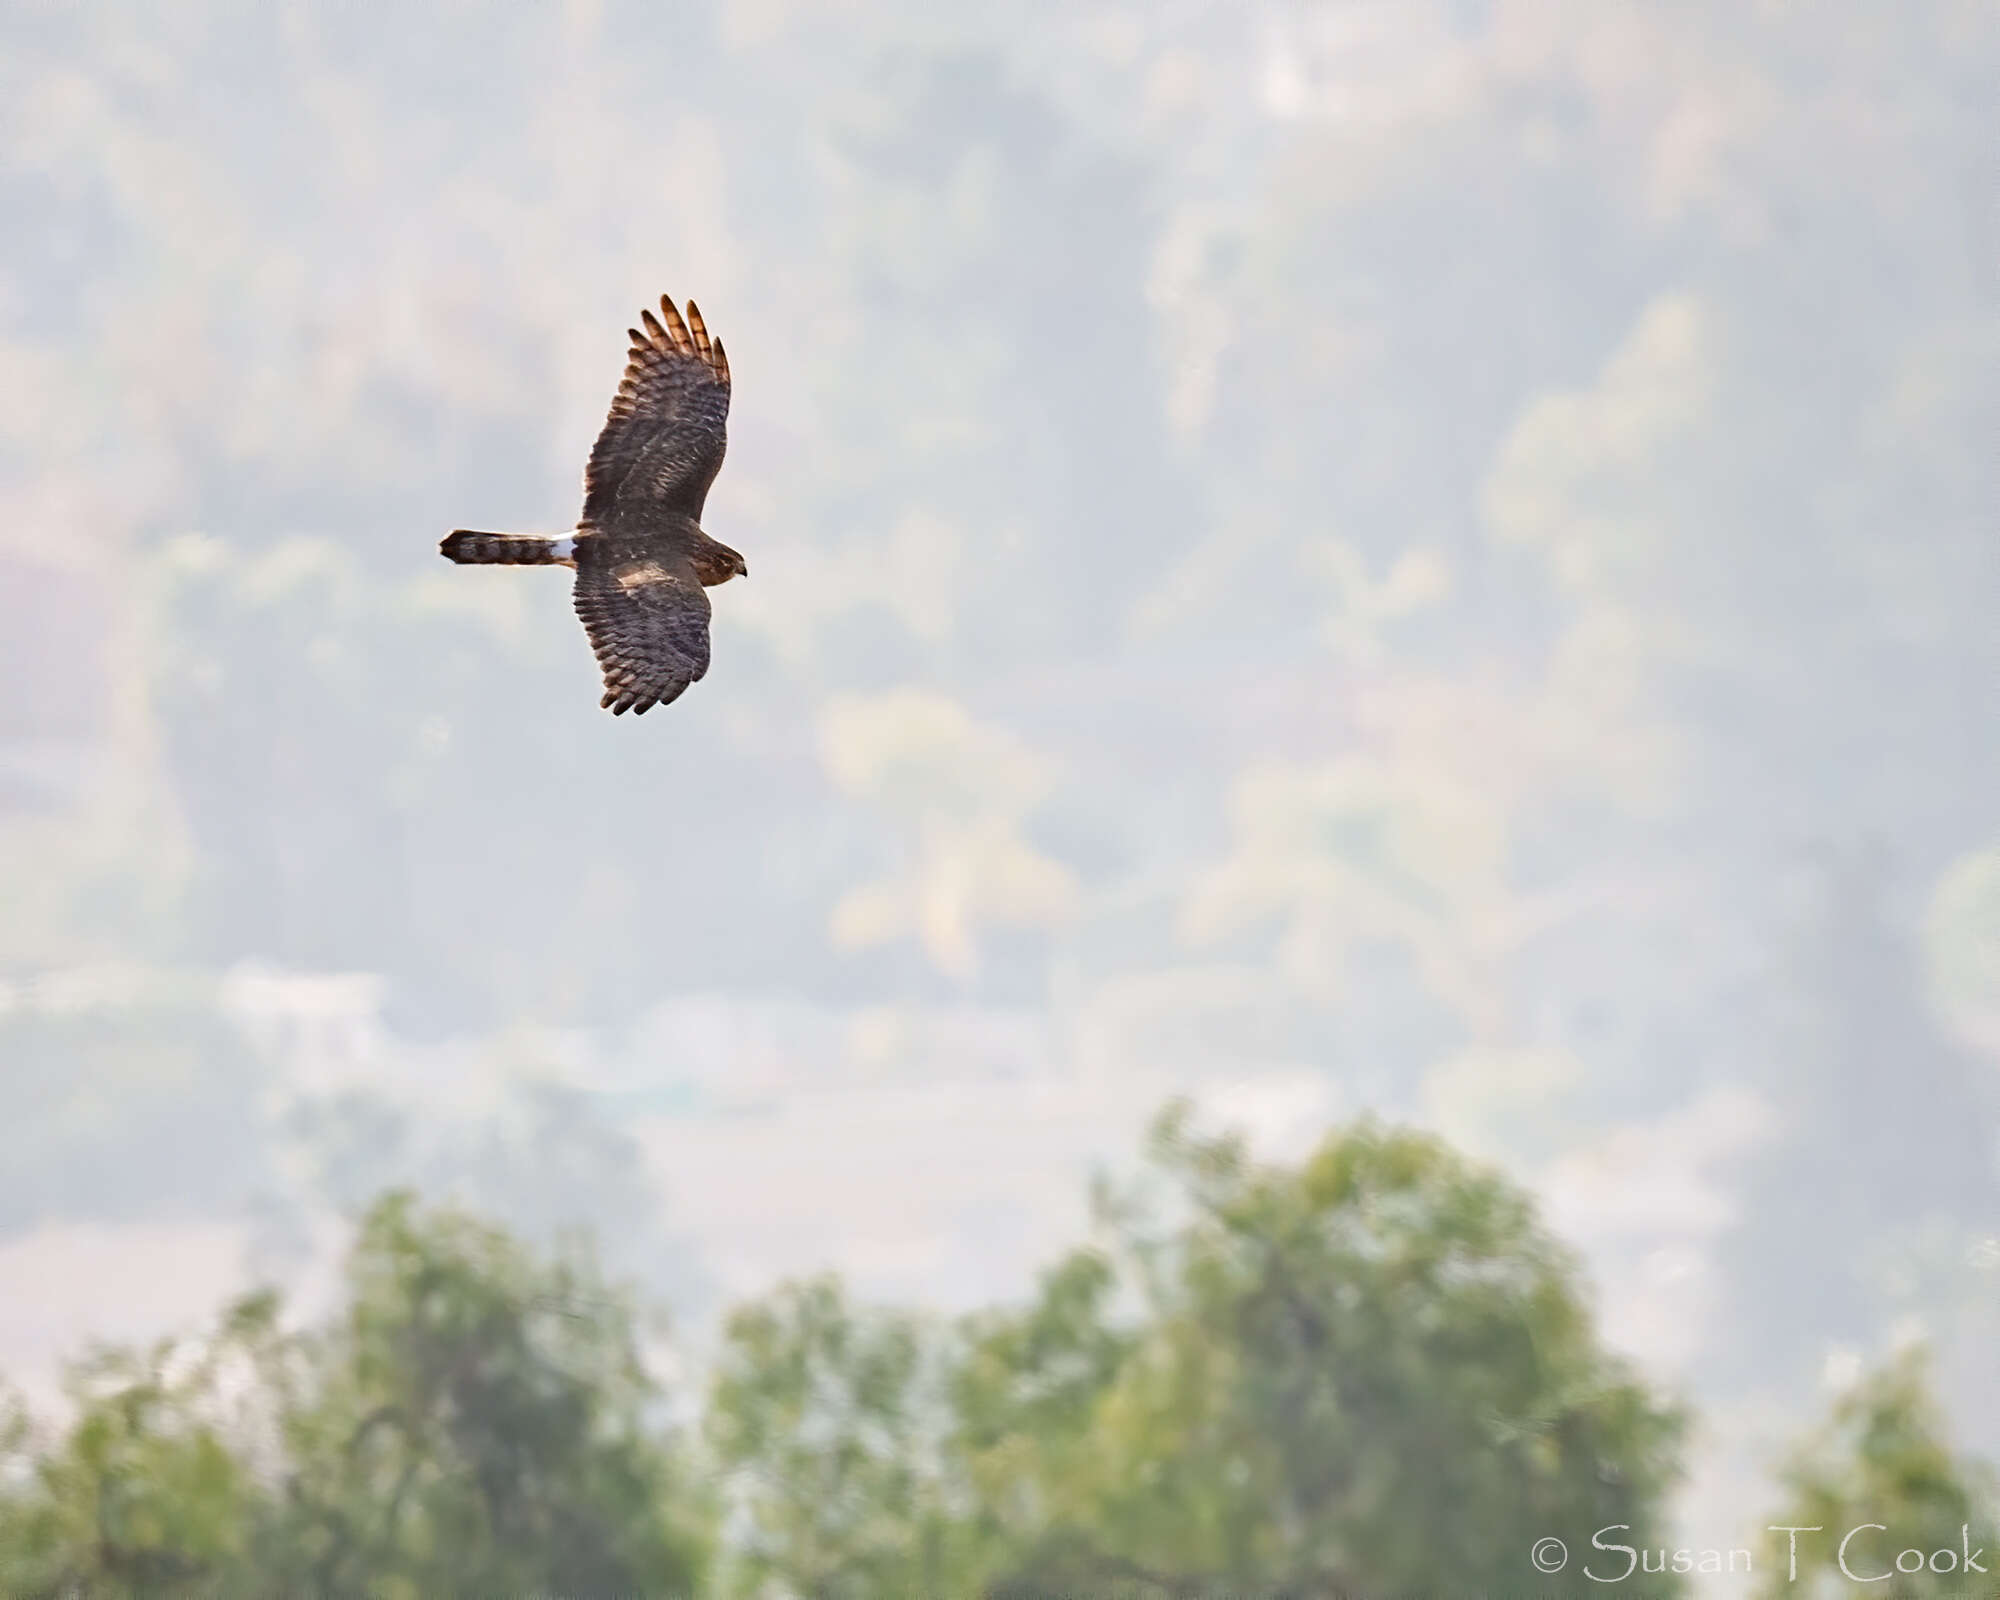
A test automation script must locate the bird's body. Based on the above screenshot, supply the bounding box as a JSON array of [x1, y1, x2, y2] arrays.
[[441, 293, 744, 715]]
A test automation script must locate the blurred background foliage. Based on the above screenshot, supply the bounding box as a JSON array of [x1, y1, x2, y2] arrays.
[[0, 0, 1994, 1593], [1, 1194, 711, 1597], [0, 1117, 1989, 1596]]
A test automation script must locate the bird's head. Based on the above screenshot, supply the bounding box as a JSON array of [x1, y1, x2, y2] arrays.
[[697, 540, 749, 586]]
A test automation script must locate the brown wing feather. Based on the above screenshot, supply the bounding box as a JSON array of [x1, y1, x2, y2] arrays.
[[583, 293, 731, 528], [572, 548, 713, 715]]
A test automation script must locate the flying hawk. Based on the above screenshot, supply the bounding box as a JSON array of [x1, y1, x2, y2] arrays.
[[441, 292, 745, 715]]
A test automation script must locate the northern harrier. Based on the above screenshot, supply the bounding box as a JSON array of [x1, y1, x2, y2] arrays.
[[441, 292, 745, 715]]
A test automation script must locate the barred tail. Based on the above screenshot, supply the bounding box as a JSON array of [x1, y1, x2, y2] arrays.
[[440, 529, 576, 565]]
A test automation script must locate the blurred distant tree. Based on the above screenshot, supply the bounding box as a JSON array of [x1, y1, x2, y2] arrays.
[[971, 1107, 1688, 1598], [270, 1192, 710, 1595], [281, 1080, 714, 1315], [710, 1106, 1688, 1599], [705, 1275, 977, 1598], [1754, 1347, 1998, 1600], [0, 1193, 711, 1598], [0, 1299, 275, 1596]]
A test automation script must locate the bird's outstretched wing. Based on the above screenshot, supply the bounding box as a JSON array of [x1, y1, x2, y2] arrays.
[[583, 293, 731, 528], [572, 549, 713, 715]]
